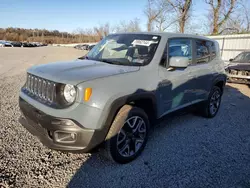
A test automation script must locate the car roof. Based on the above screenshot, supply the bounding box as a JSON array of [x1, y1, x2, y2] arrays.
[[109, 32, 215, 42]]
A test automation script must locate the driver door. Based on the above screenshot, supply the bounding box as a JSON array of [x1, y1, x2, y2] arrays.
[[157, 38, 195, 116]]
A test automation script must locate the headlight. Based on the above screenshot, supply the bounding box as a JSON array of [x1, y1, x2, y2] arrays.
[[63, 84, 76, 103]]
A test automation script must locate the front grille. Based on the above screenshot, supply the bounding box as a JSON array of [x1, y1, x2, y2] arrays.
[[24, 73, 56, 104], [239, 71, 250, 76], [228, 69, 250, 76], [229, 69, 238, 75]]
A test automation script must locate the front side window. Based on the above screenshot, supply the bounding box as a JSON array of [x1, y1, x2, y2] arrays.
[[168, 38, 192, 63], [196, 40, 210, 64], [86, 34, 161, 66]]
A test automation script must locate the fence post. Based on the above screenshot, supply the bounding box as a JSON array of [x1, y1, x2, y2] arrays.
[[221, 37, 225, 57]]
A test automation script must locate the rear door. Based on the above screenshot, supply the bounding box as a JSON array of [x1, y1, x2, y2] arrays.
[[188, 39, 216, 101]]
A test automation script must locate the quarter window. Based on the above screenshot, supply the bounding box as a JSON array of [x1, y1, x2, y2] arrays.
[[196, 40, 210, 64]]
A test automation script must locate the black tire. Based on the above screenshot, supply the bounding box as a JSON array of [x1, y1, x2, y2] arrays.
[[104, 105, 150, 164], [199, 86, 222, 118]]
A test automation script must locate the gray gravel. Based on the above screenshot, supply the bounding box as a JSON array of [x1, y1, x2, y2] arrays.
[[1, 47, 250, 188]]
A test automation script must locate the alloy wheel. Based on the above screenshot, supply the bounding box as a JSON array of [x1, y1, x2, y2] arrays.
[[116, 116, 147, 157], [209, 90, 221, 115]]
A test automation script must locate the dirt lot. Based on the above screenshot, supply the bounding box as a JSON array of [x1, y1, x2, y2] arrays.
[[1, 47, 250, 188]]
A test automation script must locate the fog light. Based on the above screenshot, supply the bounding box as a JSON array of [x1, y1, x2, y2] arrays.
[[70, 133, 76, 140], [54, 131, 77, 143], [51, 119, 75, 126]]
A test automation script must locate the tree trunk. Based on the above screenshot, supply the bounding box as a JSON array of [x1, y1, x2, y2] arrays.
[[147, 21, 152, 31], [159, 22, 162, 31], [212, 8, 219, 34], [209, 0, 235, 35], [179, 17, 185, 33], [178, 0, 192, 33]]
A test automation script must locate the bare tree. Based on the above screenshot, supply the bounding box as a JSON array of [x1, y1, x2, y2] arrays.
[[155, 10, 179, 31], [74, 28, 85, 42], [220, 14, 243, 34], [154, 1, 178, 32], [113, 18, 141, 33], [166, 0, 192, 33], [128, 18, 141, 32], [144, 0, 163, 31], [94, 23, 110, 39], [144, 0, 179, 32], [244, 10, 250, 32], [205, 0, 237, 34], [155, 12, 167, 31], [222, 1, 250, 34], [239, 0, 250, 32]]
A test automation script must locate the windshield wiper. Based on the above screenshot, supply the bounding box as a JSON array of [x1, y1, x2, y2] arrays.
[[98, 58, 144, 66], [99, 59, 123, 65]]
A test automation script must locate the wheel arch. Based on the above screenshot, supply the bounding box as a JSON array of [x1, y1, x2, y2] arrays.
[[211, 74, 227, 93], [105, 91, 158, 127], [86, 91, 158, 151]]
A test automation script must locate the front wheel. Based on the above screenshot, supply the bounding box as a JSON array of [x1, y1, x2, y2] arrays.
[[199, 86, 222, 118], [104, 105, 150, 164]]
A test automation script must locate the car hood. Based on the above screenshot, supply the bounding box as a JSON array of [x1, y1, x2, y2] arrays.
[[27, 59, 140, 85], [227, 63, 250, 71]]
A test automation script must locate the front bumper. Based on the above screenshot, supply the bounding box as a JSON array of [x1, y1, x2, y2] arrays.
[[227, 74, 250, 84], [19, 97, 105, 152]]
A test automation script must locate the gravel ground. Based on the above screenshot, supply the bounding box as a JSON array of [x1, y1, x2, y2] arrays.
[[1, 47, 250, 188]]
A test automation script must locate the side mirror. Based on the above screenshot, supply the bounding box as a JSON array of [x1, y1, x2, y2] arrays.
[[229, 58, 233, 62], [169, 57, 189, 68]]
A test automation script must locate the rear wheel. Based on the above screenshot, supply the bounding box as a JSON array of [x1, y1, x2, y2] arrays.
[[104, 105, 150, 164], [199, 86, 222, 118]]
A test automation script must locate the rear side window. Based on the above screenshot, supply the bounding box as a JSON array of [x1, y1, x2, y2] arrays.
[[196, 40, 210, 64], [195, 40, 217, 64], [210, 42, 216, 60], [206, 41, 217, 61]]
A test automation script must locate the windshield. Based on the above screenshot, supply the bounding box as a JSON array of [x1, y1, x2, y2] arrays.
[[86, 34, 161, 66], [233, 52, 250, 63]]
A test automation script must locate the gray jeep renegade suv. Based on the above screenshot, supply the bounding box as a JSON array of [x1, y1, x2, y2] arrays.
[[19, 32, 226, 163]]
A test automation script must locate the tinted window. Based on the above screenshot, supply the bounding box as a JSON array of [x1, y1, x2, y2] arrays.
[[246, 53, 250, 62], [233, 52, 250, 63], [160, 46, 168, 67], [168, 38, 192, 62], [196, 40, 210, 63], [209, 41, 216, 60]]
